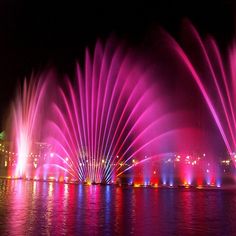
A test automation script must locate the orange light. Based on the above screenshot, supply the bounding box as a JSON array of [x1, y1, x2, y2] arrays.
[[59, 176, 64, 182]]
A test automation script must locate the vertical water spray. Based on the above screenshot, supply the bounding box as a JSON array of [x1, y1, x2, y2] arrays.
[[10, 74, 50, 178]]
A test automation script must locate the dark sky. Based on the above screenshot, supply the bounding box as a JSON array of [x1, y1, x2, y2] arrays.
[[0, 0, 235, 127]]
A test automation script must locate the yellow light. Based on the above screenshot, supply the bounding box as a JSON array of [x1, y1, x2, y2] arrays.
[[134, 184, 140, 188]]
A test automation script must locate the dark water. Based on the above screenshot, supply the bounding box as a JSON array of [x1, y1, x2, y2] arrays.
[[0, 180, 235, 235]]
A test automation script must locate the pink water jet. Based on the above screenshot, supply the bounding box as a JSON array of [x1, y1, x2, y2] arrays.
[[10, 73, 53, 178], [45, 41, 172, 183], [161, 21, 236, 165]]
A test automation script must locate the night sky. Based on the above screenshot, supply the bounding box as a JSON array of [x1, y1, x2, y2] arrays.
[[0, 0, 235, 128]]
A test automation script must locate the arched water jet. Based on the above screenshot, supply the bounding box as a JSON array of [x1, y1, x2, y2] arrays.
[[162, 21, 236, 165], [45, 41, 171, 184]]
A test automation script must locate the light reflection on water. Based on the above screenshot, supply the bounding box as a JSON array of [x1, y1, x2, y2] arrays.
[[0, 179, 235, 235]]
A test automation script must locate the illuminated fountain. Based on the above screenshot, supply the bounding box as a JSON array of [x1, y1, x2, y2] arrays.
[[162, 21, 236, 164], [44, 41, 176, 184], [7, 32, 234, 187], [10, 73, 52, 178], [9, 41, 177, 184]]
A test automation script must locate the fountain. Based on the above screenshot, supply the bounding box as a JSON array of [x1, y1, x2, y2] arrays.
[[8, 41, 176, 184], [161, 21, 236, 159], [4, 28, 234, 187], [9, 72, 53, 179]]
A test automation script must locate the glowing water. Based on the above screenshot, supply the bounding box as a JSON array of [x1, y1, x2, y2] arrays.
[[165, 22, 236, 161], [8, 31, 234, 186], [10, 42, 173, 184], [11, 77, 49, 178], [45, 42, 170, 183]]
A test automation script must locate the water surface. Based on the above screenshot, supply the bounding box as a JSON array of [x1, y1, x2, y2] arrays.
[[0, 179, 235, 235]]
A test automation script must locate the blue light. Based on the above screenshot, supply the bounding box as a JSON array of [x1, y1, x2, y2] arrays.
[[216, 179, 221, 188]]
